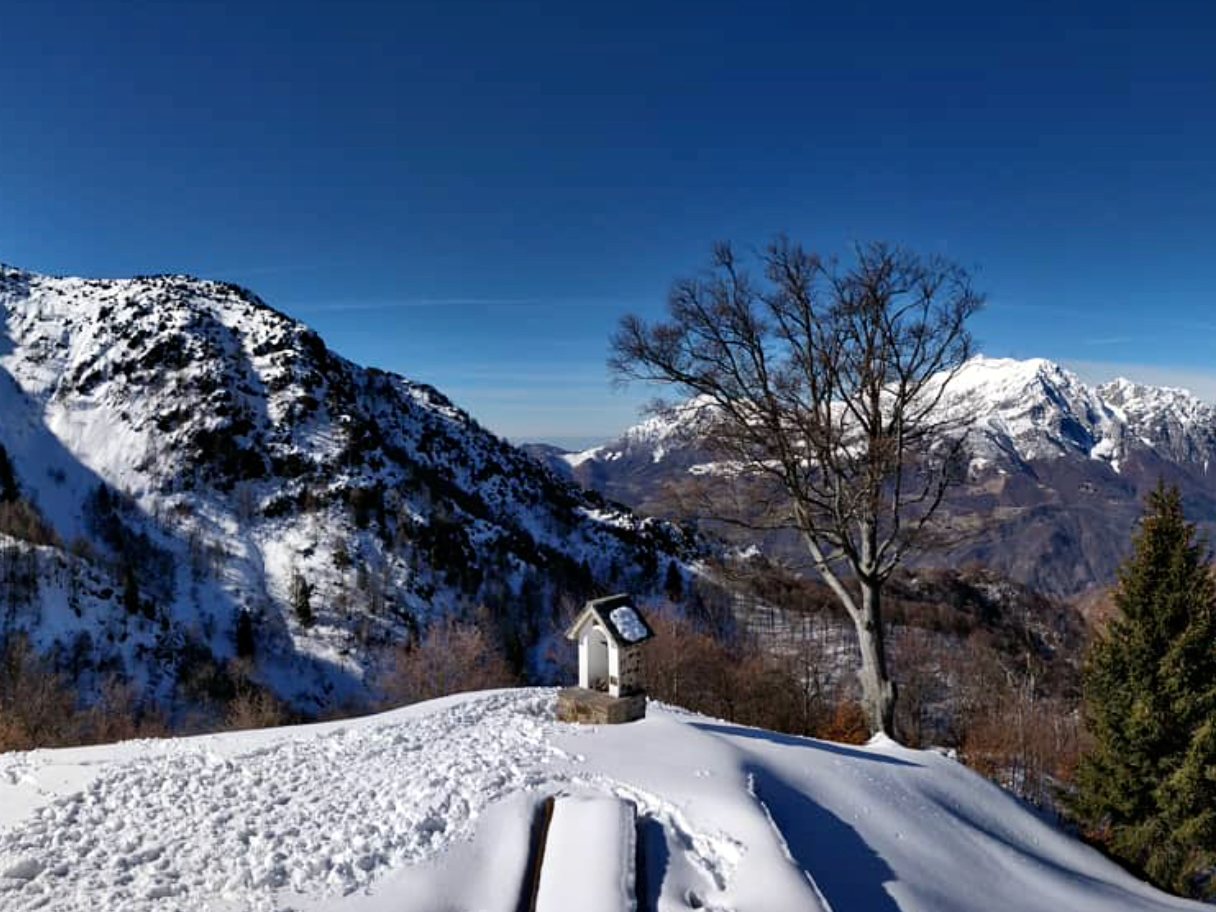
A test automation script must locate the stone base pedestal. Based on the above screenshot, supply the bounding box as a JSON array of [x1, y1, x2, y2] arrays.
[[556, 687, 647, 724]]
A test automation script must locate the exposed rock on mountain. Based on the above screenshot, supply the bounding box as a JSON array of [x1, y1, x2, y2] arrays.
[[0, 265, 693, 707], [540, 356, 1216, 595]]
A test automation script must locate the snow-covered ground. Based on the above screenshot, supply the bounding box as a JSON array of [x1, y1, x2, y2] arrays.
[[0, 689, 1203, 912]]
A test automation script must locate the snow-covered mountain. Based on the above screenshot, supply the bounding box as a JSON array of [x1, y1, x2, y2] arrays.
[[0, 688, 1203, 912], [535, 356, 1216, 594], [0, 265, 692, 707], [936, 356, 1216, 471], [556, 356, 1216, 477]]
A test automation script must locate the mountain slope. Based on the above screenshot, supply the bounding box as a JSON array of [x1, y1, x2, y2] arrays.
[[0, 265, 692, 706], [0, 688, 1202, 911], [542, 356, 1216, 594]]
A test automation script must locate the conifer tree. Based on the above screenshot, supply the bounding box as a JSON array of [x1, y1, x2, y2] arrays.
[[235, 610, 256, 658], [663, 560, 684, 602], [0, 444, 18, 503], [290, 570, 315, 628], [121, 564, 141, 616], [1072, 482, 1216, 898]]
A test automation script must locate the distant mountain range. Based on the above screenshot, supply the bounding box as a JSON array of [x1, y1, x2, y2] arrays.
[[0, 265, 692, 707], [527, 356, 1216, 596]]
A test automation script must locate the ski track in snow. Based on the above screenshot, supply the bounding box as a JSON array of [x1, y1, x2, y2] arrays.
[[0, 692, 566, 912], [589, 776, 743, 893]]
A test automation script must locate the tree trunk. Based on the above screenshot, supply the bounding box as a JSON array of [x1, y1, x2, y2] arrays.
[[855, 579, 897, 738]]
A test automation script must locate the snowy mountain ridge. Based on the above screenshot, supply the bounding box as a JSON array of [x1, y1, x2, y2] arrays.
[[0, 264, 692, 707], [563, 394, 719, 468], [942, 356, 1216, 470], [564, 355, 1216, 473], [534, 355, 1216, 595]]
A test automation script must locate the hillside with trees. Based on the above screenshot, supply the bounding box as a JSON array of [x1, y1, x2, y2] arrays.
[[0, 265, 696, 725]]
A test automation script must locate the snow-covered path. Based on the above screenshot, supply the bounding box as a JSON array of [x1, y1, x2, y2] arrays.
[[0, 689, 1206, 912]]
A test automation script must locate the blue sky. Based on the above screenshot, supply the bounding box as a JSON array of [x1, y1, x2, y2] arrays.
[[2, 1, 1214, 447]]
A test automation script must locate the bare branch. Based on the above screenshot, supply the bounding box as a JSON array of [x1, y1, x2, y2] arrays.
[[608, 237, 984, 738]]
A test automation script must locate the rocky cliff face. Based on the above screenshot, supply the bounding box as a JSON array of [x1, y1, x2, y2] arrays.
[[0, 265, 693, 707]]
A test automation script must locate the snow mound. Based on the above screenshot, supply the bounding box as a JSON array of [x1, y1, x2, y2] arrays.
[[535, 796, 636, 912], [0, 689, 1204, 912], [0, 692, 561, 912]]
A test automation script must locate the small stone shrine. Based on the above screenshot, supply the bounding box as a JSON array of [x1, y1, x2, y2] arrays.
[[557, 594, 655, 724]]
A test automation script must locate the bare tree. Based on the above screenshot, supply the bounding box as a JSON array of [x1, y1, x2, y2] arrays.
[[610, 238, 981, 737]]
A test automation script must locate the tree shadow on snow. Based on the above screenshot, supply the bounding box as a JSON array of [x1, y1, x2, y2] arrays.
[[691, 721, 921, 767], [747, 763, 904, 912]]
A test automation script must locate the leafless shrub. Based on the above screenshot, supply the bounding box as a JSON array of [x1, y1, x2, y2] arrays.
[[376, 614, 517, 708], [79, 677, 171, 744], [950, 637, 1082, 810], [221, 659, 290, 731], [0, 499, 60, 547], [892, 626, 951, 748], [641, 611, 831, 737], [225, 689, 289, 731], [0, 634, 76, 751]]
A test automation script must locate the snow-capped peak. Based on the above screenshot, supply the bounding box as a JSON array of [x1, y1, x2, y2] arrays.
[[569, 355, 1216, 473], [563, 395, 718, 467], [941, 355, 1216, 467], [936, 355, 1119, 463]]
